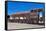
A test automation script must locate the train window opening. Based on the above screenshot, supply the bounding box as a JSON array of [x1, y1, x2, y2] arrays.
[[20, 17, 24, 19], [9, 16, 14, 20], [23, 17, 26, 19], [15, 17, 19, 19]]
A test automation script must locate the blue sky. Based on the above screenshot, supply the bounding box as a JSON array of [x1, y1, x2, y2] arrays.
[[7, 1, 44, 16]]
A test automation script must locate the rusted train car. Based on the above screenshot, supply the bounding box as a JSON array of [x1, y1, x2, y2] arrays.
[[9, 9, 44, 25]]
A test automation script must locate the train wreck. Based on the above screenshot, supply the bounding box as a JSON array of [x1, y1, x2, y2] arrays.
[[8, 8, 44, 25]]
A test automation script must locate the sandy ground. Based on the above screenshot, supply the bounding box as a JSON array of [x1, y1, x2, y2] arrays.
[[8, 22, 44, 30]]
